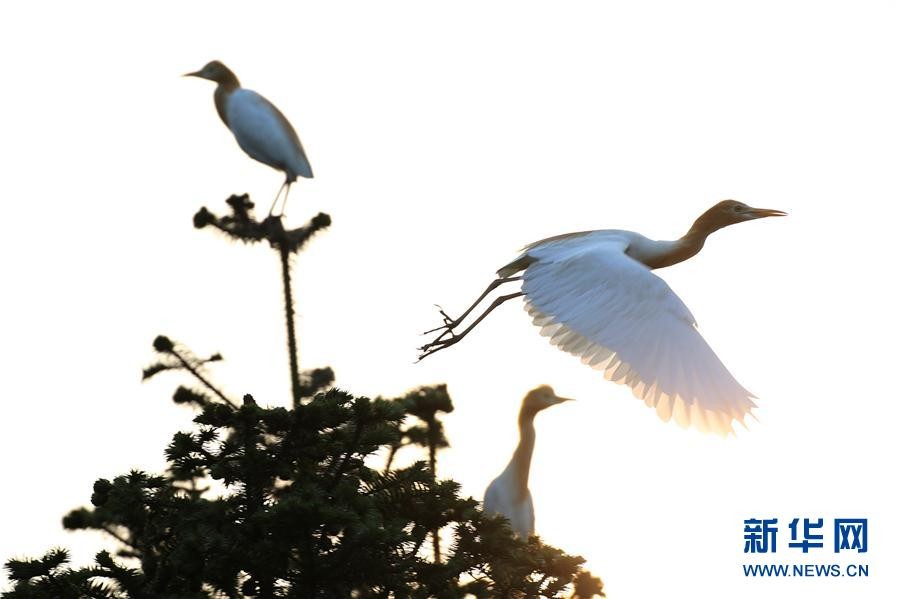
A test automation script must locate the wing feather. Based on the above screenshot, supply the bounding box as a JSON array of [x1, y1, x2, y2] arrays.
[[521, 235, 756, 435], [226, 89, 313, 180]]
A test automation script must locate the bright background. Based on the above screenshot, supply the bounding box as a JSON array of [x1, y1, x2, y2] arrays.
[[1, 2, 897, 597]]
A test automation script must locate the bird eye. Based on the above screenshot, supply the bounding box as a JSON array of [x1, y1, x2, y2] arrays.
[[733, 205, 743, 212]]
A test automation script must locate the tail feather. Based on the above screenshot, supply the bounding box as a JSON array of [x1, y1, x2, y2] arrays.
[[497, 255, 534, 278]]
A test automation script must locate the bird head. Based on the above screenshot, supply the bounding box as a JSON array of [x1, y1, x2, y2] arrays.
[[522, 385, 574, 412], [694, 199, 787, 234], [183, 61, 239, 86]]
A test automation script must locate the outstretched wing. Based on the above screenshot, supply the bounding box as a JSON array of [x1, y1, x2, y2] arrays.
[[522, 236, 756, 435]]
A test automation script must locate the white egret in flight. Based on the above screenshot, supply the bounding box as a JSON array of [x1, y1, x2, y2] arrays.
[[184, 61, 313, 216], [420, 200, 786, 435], [484, 385, 573, 538]]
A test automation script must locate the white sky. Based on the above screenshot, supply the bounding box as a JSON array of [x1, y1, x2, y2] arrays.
[[1, 2, 898, 597]]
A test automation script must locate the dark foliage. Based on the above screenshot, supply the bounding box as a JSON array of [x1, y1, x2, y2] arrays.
[[3, 198, 603, 598]]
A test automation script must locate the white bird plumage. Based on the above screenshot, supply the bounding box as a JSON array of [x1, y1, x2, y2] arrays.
[[483, 386, 573, 538], [521, 231, 752, 434], [185, 60, 313, 216], [420, 200, 786, 435], [225, 88, 313, 182]]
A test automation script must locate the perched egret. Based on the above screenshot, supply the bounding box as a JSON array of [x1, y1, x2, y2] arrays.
[[184, 60, 313, 216], [420, 200, 786, 435], [484, 385, 573, 538]]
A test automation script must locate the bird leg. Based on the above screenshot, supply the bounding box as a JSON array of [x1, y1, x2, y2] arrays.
[[418, 291, 524, 361], [278, 182, 294, 216], [268, 181, 290, 217], [422, 276, 522, 343]]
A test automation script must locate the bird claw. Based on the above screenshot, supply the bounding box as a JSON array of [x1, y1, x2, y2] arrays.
[[418, 305, 463, 360], [419, 333, 452, 350], [422, 305, 460, 337], [417, 336, 455, 361], [438, 307, 454, 326]]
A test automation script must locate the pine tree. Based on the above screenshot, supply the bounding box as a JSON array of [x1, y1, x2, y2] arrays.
[[3, 196, 604, 598]]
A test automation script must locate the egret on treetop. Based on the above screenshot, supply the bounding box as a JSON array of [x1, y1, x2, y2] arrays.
[[483, 385, 573, 538], [184, 60, 313, 216], [419, 200, 786, 436]]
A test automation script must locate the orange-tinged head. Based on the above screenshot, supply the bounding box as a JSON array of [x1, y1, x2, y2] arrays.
[[522, 385, 575, 412], [692, 199, 787, 234], [183, 60, 240, 87]]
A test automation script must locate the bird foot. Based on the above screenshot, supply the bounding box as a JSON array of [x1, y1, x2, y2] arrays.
[[417, 334, 460, 361], [422, 306, 460, 338], [418, 306, 464, 360]]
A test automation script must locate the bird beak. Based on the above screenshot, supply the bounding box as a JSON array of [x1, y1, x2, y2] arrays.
[[183, 70, 203, 79], [553, 395, 576, 404], [747, 207, 787, 219]]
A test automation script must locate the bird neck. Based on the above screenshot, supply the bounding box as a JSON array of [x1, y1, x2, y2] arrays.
[[638, 212, 722, 269], [509, 406, 538, 498], [212, 72, 241, 126], [687, 204, 734, 239]]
